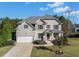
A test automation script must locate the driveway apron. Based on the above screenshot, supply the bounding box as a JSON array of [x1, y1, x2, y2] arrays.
[[4, 43, 33, 57]]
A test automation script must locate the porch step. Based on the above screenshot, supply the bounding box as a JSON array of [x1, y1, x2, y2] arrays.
[[45, 40, 53, 46]]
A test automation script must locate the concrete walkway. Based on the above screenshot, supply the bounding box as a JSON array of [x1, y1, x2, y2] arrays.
[[45, 40, 53, 46], [4, 43, 33, 57]]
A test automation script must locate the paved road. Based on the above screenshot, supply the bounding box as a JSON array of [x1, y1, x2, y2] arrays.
[[4, 43, 33, 57]]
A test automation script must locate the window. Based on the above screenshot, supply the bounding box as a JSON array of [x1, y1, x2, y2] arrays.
[[32, 24, 35, 27], [54, 33, 59, 38], [77, 29, 79, 32], [38, 33, 43, 38], [47, 25, 50, 28], [24, 25, 28, 28], [54, 25, 59, 29], [38, 25, 43, 29]]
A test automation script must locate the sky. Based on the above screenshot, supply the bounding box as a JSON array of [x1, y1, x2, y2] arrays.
[[0, 2, 79, 24]]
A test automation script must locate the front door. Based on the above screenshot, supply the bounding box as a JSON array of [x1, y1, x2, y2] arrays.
[[47, 33, 50, 40]]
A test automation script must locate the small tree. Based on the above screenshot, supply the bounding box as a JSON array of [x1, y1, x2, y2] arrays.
[[2, 17, 13, 41], [59, 16, 73, 34], [54, 36, 64, 55], [63, 33, 68, 45], [54, 36, 63, 49]]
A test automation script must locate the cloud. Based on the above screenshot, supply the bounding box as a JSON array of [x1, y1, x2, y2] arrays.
[[70, 10, 79, 16], [53, 6, 72, 13], [40, 7, 48, 11], [63, 12, 69, 16], [47, 2, 64, 8], [64, 10, 79, 16]]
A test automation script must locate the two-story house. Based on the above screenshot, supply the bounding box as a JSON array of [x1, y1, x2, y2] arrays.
[[15, 16, 63, 43]]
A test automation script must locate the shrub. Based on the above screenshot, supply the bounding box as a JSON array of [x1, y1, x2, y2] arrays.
[[58, 36, 64, 46], [5, 41, 15, 46], [0, 40, 14, 47], [51, 36, 68, 46], [35, 46, 48, 50], [35, 46, 53, 51], [33, 40, 47, 45], [51, 40, 58, 45], [0, 43, 3, 47]]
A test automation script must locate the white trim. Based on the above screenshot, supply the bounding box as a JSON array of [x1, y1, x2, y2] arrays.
[[16, 36, 33, 43]]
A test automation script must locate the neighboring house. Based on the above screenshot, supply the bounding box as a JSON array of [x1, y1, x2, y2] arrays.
[[74, 24, 79, 32], [15, 16, 63, 43]]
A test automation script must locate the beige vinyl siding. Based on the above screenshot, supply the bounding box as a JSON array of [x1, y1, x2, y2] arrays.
[[16, 22, 34, 37]]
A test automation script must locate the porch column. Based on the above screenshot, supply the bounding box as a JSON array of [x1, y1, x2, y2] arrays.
[[50, 34, 52, 40], [43, 33, 46, 41], [51, 33, 55, 40], [59, 33, 63, 37]]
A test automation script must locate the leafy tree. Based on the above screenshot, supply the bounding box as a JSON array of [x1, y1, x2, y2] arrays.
[[59, 16, 73, 34], [10, 18, 22, 29], [0, 18, 2, 33], [0, 17, 22, 46], [2, 17, 13, 41]]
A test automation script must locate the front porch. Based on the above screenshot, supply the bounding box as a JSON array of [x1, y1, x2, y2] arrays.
[[43, 29, 63, 41], [34, 29, 63, 46]]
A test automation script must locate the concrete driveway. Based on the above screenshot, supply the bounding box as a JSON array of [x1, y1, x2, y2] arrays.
[[4, 43, 33, 57]]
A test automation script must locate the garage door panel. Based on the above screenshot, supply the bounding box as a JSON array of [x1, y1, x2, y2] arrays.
[[17, 36, 33, 43]]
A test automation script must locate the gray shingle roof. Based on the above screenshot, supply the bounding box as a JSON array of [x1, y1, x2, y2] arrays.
[[25, 16, 61, 24], [44, 29, 63, 33], [16, 16, 62, 30]]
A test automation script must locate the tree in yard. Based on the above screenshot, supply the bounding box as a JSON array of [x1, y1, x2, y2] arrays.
[[0, 17, 22, 46], [0, 18, 2, 33], [59, 16, 73, 34], [10, 18, 22, 29], [52, 15, 72, 55], [1, 17, 13, 41], [53, 35, 64, 55]]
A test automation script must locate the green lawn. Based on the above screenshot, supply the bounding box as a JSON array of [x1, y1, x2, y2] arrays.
[[31, 38, 79, 57], [0, 45, 14, 57]]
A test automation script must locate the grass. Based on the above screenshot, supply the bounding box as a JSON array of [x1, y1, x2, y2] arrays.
[[62, 38, 79, 57], [0, 45, 14, 57], [31, 38, 79, 57]]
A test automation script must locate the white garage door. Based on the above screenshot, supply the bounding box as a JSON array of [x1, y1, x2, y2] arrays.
[[17, 36, 33, 43]]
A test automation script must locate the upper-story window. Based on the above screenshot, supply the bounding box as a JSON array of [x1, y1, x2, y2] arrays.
[[47, 25, 50, 28], [38, 25, 43, 29], [24, 25, 28, 28], [54, 25, 59, 29]]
